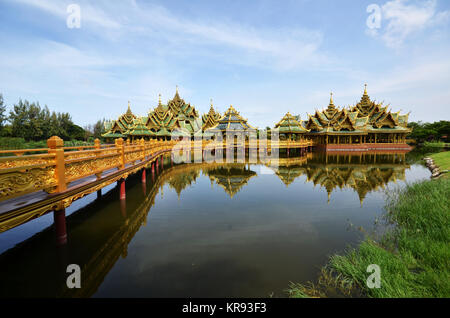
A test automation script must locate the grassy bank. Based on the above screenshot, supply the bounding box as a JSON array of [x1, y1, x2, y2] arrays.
[[430, 151, 450, 178], [288, 177, 450, 298]]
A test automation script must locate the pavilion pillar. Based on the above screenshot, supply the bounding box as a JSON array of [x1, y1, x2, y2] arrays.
[[53, 209, 67, 246], [119, 178, 126, 200], [156, 157, 159, 174]]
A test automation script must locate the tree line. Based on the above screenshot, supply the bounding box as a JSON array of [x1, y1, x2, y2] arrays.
[[407, 121, 450, 144], [0, 93, 106, 142]]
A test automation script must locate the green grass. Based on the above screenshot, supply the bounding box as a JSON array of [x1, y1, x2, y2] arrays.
[[430, 151, 450, 173], [0, 137, 92, 151], [288, 178, 450, 298]]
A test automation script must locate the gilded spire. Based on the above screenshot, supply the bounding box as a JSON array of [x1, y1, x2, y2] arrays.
[[364, 83, 368, 95], [330, 92, 334, 105], [158, 93, 162, 105], [126, 101, 132, 115]]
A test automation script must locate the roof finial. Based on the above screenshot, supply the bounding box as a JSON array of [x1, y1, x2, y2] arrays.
[[210, 98, 213, 107], [330, 91, 334, 105], [158, 93, 162, 105], [127, 101, 132, 114], [364, 83, 368, 95]]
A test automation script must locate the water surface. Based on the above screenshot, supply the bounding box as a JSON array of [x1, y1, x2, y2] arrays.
[[0, 152, 429, 297]]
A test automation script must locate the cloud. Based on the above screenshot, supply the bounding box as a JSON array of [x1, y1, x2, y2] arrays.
[[9, 0, 327, 71], [367, 0, 450, 48]]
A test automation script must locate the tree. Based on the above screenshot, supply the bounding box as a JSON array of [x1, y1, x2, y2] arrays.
[[0, 94, 6, 131], [93, 119, 106, 139], [7, 99, 87, 141]]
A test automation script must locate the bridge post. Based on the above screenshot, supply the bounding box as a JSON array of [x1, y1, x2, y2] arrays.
[[48, 136, 66, 192], [47, 136, 68, 246], [53, 209, 67, 246], [120, 179, 126, 200], [115, 138, 125, 169], [140, 138, 145, 161]]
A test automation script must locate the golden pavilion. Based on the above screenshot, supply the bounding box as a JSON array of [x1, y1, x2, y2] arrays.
[[204, 105, 256, 140], [303, 85, 411, 150], [103, 84, 411, 150], [274, 112, 310, 141]]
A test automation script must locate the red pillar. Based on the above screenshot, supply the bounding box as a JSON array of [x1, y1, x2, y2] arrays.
[[120, 178, 126, 200], [287, 148, 290, 157], [53, 209, 67, 246], [142, 168, 146, 183], [160, 156, 164, 169], [156, 158, 159, 174]]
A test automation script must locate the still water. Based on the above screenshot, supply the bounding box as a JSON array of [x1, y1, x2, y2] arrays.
[[0, 152, 429, 297]]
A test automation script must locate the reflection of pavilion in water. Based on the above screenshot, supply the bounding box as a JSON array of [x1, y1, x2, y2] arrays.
[[270, 152, 409, 204]]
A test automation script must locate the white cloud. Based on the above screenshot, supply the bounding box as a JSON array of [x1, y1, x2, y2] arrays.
[[368, 0, 450, 48], [9, 0, 327, 70]]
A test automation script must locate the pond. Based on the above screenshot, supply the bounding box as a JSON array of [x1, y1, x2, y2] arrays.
[[0, 151, 430, 297]]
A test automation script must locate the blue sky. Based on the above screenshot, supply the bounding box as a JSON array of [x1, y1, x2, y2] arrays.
[[0, 0, 449, 128]]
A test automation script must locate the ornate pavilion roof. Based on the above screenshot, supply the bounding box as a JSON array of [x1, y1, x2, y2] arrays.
[[201, 99, 221, 131], [126, 117, 155, 136], [305, 87, 411, 135], [206, 105, 256, 132], [275, 112, 310, 134], [102, 102, 136, 138]]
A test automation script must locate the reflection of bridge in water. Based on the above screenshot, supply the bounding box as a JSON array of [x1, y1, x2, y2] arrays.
[[0, 151, 410, 297]]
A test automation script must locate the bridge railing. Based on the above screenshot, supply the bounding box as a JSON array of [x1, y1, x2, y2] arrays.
[[0, 136, 176, 203], [0, 136, 313, 204]]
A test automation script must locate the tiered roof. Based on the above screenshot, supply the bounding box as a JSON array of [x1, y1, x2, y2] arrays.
[[274, 112, 310, 134], [207, 105, 255, 132], [201, 99, 221, 131], [305, 87, 411, 135], [102, 102, 137, 138]]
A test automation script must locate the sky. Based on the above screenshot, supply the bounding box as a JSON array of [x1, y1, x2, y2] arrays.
[[0, 0, 449, 128]]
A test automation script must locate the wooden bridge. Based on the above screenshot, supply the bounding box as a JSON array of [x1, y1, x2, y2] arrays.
[[0, 136, 313, 239]]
